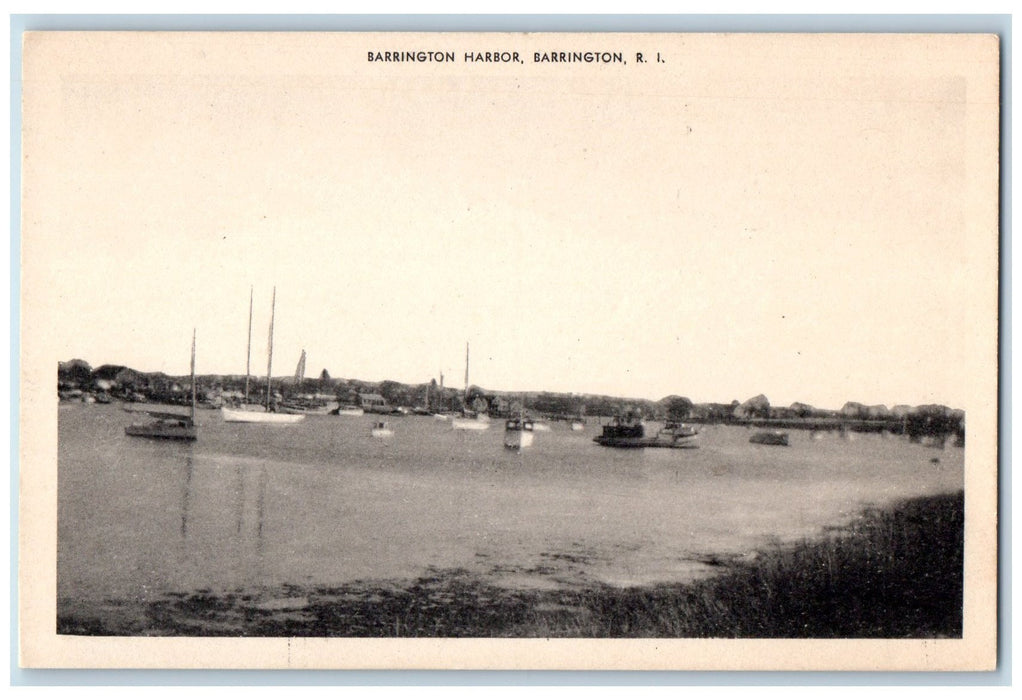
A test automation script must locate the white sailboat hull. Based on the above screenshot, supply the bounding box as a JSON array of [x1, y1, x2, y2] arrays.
[[221, 407, 305, 424]]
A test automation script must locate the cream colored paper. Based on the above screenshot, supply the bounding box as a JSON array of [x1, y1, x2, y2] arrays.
[[19, 32, 999, 670]]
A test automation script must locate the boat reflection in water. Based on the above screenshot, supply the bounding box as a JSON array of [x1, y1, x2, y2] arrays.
[[177, 452, 271, 577], [452, 414, 490, 430]]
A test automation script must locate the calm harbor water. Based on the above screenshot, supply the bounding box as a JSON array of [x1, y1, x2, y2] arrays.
[[58, 403, 964, 614]]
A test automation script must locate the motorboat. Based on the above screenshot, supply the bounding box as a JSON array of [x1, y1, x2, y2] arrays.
[[503, 417, 535, 450], [594, 417, 698, 449]]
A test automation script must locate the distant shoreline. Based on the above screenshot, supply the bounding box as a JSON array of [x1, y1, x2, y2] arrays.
[[59, 393, 966, 445], [58, 358, 966, 442]]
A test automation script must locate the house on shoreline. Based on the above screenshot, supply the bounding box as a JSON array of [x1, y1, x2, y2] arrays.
[[359, 392, 390, 414]]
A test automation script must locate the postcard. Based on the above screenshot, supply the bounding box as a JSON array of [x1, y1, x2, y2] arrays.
[[18, 31, 999, 670]]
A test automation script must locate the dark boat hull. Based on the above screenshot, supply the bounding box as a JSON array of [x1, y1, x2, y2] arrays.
[[749, 431, 789, 446], [594, 436, 698, 449], [594, 420, 699, 449], [125, 421, 197, 441]]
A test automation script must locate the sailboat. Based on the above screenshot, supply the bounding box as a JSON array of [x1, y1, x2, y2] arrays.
[[451, 342, 489, 430], [125, 329, 199, 440], [222, 287, 304, 424], [433, 371, 449, 420], [412, 381, 433, 415]]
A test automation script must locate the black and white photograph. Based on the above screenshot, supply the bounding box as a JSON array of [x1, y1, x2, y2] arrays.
[[18, 30, 999, 670]]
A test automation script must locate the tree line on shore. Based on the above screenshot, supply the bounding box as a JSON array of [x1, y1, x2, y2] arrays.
[[57, 358, 964, 440]]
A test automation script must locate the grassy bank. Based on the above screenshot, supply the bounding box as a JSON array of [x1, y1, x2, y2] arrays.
[[59, 491, 963, 638]]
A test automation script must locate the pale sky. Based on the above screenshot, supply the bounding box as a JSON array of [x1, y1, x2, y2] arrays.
[[22, 33, 999, 409]]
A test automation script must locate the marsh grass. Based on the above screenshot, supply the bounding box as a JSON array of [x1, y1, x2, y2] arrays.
[[58, 491, 963, 638]]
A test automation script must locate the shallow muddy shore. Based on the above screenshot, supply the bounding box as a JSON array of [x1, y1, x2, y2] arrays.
[[58, 491, 963, 638]]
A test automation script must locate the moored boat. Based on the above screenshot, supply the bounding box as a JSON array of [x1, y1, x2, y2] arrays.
[[125, 415, 197, 440], [503, 417, 535, 450], [661, 421, 699, 440], [221, 287, 305, 425], [330, 404, 365, 416], [222, 407, 305, 424], [594, 417, 698, 449], [451, 341, 490, 430], [412, 382, 433, 415], [370, 421, 393, 438], [126, 329, 199, 441], [749, 430, 789, 446]]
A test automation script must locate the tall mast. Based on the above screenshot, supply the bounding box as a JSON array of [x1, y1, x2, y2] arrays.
[[265, 287, 276, 410], [190, 328, 197, 422], [464, 341, 470, 406], [244, 286, 253, 403]]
